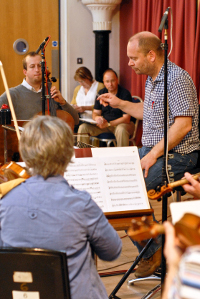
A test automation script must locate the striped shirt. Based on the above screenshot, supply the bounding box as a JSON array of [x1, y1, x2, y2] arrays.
[[169, 245, 200, 299]]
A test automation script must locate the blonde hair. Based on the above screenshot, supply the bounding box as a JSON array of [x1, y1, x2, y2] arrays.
[[74, 67, 93, 82], [19, 115, 74, 179]]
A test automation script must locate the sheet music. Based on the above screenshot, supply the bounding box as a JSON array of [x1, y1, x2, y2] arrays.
[[64, 147, 150, 213], [79, 118, 97, 124], [170, 200, 200, 224]]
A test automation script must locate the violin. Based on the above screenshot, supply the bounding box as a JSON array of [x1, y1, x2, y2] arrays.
[[147, 173, 200, 200], [0, 161, 30, 183], [127, 213, 200, 248]]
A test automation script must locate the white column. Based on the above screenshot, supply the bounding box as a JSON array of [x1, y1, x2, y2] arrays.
[[81, 0, 122, 31], [60, 0, 68, 100]]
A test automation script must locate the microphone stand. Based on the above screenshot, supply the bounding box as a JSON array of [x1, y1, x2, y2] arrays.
[[159, 19, 169, 287], [40, 47, 46, 115]]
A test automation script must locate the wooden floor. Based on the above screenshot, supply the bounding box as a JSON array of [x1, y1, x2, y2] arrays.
[[97, 192, 194, 299]]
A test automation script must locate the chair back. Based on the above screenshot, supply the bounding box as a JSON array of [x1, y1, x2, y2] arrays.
[[0, 247, 71, 299]]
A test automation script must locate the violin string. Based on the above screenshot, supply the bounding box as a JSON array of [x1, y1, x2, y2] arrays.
[[44, 52, 56, 117]]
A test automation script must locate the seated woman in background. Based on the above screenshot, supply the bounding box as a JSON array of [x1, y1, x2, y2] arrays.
[[0, 115, 122, 299], [71, 67, 104, 132]]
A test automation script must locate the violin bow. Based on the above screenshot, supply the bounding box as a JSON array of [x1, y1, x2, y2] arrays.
[[147, 172, 200, 200], [0, 62, 21, 140]]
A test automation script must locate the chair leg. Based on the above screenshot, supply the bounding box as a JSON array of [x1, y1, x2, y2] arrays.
[[106, 140, 117, 147], [127, 275, 161, 286], [107, 141, 113, 147], [140, 284, 161, 299], [175, 190, 182, 202]]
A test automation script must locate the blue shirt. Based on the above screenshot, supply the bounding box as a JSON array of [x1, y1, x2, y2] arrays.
[[0, 175, 122, 299], [142, 60, 199, 154]]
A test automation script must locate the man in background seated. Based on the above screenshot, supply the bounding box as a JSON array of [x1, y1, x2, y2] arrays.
[[77, 68, 134, 146], [0, 51, 79, 125], [0, 115, 122, 299]]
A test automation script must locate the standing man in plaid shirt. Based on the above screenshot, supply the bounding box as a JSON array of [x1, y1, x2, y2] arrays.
[[98, 31, 199, 278]]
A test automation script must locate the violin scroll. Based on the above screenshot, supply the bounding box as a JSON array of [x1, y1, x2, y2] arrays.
[[147, 173, 200, 200], [147, 185, 172, 200], [0, 161, 30, 182]]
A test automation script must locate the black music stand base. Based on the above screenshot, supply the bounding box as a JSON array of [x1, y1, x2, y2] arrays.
[[109, 238, 154, 299]]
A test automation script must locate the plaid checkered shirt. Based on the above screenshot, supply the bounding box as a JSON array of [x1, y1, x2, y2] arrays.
[[142, 60, 199, 154]]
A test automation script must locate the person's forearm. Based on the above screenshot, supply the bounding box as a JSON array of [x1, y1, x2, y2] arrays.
[[92, 111, 101, 120], [61, 102, 79, 125], [109, 116, 130, 126], [82, 105, 93, 111], [162, 265, 178, 299], [118, 101, 144, 120], [59, 97, 67, 105]]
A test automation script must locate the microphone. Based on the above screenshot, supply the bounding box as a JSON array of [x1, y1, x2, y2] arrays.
[[35, 37, 49, 54], [158, 7, 170, 32]]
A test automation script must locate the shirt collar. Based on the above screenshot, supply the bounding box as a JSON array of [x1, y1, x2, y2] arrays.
[[147, 59, 172, 84], [22, 78, 42, 93]]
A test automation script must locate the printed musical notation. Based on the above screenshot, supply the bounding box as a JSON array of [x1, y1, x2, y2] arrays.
[[64, 147, 150, 213]]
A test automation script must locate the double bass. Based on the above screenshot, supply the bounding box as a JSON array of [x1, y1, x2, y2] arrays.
[[38, 37, 74, 131], [38, 69, 75, 131]]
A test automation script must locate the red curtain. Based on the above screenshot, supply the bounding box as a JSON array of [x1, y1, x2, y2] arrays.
[[120, 0, 198, 101], [193, 4, 200, 102]]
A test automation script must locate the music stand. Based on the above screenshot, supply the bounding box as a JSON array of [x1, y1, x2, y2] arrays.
[[73, 147, 154, 298], [158, 11, 170, 286]]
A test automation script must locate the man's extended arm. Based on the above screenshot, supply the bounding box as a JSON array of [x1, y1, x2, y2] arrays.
[[141, 116, 192, 178], [98, 93, 144, 120]]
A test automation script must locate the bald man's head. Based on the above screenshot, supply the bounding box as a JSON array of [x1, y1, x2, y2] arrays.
[[128, 31, 163, 58]]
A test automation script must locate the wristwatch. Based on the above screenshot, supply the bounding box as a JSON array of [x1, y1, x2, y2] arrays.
[[107, 122, 111, 127]]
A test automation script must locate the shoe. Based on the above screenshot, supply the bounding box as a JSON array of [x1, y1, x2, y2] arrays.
[[134, 247, 162, 278]]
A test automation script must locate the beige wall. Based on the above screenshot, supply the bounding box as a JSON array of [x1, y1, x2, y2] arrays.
[[60, 0, 120, 102]]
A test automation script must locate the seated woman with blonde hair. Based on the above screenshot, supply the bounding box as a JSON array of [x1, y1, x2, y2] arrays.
[[71, 67, 104, 131]]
